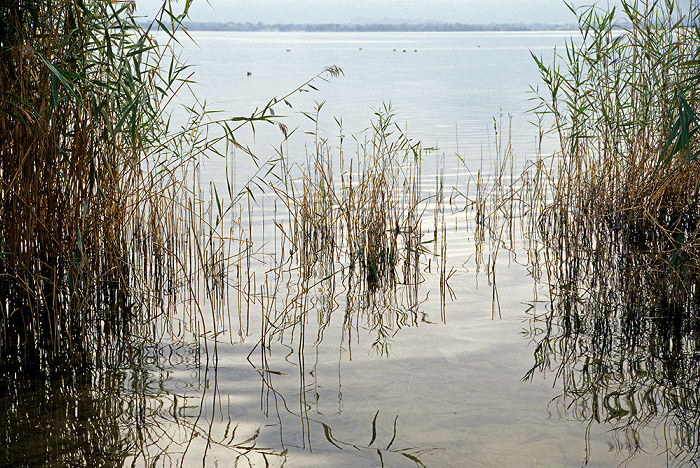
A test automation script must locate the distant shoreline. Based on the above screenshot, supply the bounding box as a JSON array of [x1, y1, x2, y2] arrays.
[[177, 22, 578, 32]]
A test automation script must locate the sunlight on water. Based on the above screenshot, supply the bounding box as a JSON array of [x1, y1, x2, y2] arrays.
[[4, 27, 700, 468]]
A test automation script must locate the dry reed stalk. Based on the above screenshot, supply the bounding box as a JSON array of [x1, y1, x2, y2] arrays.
[[516, 7, 700, 462], [243, 104, 449, 371], [0, 0, 333, 373], [525, 0, 700, 318], [0, 2, 149, 370]]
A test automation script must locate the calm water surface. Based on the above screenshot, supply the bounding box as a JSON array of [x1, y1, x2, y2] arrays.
[[182, 31, 561, 153], [176, 30, 565, 191], [3, 31, 698, 468]]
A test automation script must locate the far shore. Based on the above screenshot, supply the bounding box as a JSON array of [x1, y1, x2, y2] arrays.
[[174, 22, 580, 32]]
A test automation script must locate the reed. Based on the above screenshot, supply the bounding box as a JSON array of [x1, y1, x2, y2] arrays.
[[238, 105, 441, 465], [0, 0, 151, 371], [519, 2, 700, 463], [0, 0, 330, 374], [529, 0, 700, 314], [290, 104, 425, 289], [256, 104, 443, 355]]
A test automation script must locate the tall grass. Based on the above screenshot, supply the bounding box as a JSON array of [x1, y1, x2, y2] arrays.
[[520, 2, 700, 463], [0, 0, 161, 371], [248, 104, 446, 359], [529, 0, 700, 315], [0, 0, 338, 373], [0, 2, 350, 464], [237, 105, 443, 464], [7, 0, 699, 464]]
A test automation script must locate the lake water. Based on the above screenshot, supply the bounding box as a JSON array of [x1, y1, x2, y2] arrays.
[[3, 30, 698, 468], [172, 30, 565, 194], [180, 31, 563, 156]]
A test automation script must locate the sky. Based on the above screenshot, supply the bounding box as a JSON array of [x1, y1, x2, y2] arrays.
[[133, 0, 618, 25]]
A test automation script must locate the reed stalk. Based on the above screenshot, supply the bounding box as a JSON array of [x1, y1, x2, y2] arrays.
[[0, 0, 336, 373], [521, 3, 700, 462], [529, 0, 700, 314]]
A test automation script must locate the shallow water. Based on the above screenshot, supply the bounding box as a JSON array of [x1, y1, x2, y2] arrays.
[[3, 31, 700, 467], [5, 181, 698, 467]]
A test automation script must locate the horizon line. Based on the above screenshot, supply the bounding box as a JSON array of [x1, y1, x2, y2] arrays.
[[176, 21, 580, 32]]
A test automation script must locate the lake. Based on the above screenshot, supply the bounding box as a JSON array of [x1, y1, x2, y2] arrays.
[[179, 30, 563, 155], [3, 30, 698, 468], [170, 30, 567, 197]]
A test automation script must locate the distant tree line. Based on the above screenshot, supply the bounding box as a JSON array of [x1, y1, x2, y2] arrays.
[[180, 22, 578, 32]]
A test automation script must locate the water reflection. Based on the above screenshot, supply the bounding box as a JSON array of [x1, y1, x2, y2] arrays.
[[0, 371, 126, 467], [247, 259, 436, 465], [0, 340, 283, 467], [1, 272, 437, 467], [1, 107, 446, 467], [524, 209, 700, 466]]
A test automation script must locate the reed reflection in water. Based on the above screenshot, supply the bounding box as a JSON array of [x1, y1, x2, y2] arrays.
[[1, 107, 447, 467], [3, 118, 700, 466], [519, 1, 700, 464], [5, 2, 700, 465], [0, 339, 290, 467], [523, 204, 700, 467]]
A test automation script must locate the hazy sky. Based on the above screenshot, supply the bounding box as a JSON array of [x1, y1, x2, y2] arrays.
[[134, 0, 618, 25]]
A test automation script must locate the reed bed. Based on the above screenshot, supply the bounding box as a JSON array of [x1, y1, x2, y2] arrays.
[[0, 0, 227, 374], [519, 0, 700, 367], [518, 1, 700, 464], [0, 0, 338, 374], [259, 104, 445, 349], [216, 106, 448, 463], [0, 0, 160, 372], [6, 0, 700, 465], [0, 1, 345, 464], [528, 0, 700, 311]]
